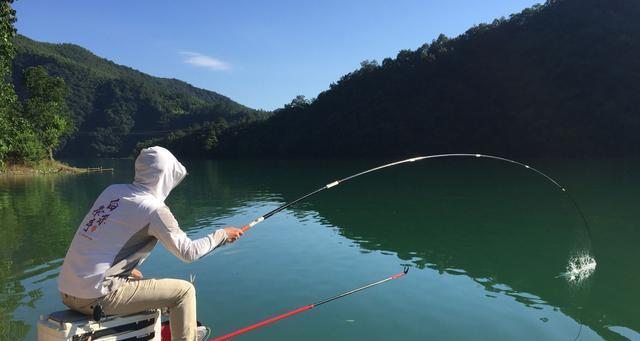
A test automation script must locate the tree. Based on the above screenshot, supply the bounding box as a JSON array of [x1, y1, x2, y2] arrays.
[[284, 95, 310, 109], [3, 114, 46, 162], [0, 0, 17, 164], [359, 59, 379, 71], [22, 66, 73, 160], [0, 0, 44, 164], [0, 0, 16, 107]]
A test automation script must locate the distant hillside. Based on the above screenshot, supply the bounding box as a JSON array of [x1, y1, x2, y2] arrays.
[[210, 0, 640, 158], [12, 35, 268, 157]]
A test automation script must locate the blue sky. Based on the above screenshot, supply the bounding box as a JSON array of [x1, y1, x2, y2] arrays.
[[14, 0, 541, 110]]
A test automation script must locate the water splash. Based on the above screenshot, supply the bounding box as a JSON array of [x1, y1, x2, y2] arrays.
[[561, 252, 597, 284]]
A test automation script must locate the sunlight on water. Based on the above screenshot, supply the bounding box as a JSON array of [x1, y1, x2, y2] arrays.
[[562, 252, 597, 284]]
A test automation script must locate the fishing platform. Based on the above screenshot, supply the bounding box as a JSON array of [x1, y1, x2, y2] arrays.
[[37, 309, 161, 341]]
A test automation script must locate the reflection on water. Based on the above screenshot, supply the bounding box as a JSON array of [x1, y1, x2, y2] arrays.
[[1, 158, 638, 340], [302, 158, 637, 340], [0, 176, 85, 341]]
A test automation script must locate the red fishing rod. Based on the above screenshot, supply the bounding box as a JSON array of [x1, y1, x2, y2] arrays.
[[209, 267, 409, 341]]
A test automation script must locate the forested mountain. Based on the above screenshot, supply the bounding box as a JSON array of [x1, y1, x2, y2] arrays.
[[11, 35, 268, 157], [204, 0, 640, 158]]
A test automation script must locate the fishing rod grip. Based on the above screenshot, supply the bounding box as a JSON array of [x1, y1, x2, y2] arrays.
[[240, 216, 264, 232]]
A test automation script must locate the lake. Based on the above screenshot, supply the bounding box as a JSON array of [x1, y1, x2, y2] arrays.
[[1, 157, 638, 340]]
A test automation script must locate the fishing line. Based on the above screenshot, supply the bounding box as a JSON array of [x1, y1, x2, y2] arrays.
[[237, 154, 596, 281], [240, 153, 594, 255]]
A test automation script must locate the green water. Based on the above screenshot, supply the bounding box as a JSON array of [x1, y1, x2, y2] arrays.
[[1, 158, 638, 340]]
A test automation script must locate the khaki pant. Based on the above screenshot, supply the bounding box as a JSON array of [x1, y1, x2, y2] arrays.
[[62, 278, 196, 341]]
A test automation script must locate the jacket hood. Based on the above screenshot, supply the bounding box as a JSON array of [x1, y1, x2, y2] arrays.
[[133, 146, 187, 201]]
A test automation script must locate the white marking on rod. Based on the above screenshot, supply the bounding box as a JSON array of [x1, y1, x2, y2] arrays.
[[326, 181, 339, 188], [249, 217, 263, 227]]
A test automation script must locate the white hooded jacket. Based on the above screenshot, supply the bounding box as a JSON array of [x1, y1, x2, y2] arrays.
[[58, 146, 227, 299]]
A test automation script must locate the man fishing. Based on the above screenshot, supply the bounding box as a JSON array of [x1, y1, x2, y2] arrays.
[[57, 146, 243, 341]]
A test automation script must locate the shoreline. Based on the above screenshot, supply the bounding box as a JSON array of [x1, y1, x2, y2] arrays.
[[0, 160, 89, 176]]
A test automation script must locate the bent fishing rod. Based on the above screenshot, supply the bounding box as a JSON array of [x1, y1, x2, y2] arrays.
[[210, 267, 409, 341], [239, 153, 592, 243]]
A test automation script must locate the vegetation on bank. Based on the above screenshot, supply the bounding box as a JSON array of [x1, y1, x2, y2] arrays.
[[1, 0, 74, 171], [13, 35, 269, 157], [152, 0, 640, 158], [4, 0, 638, 160], [1, 159, 86, 175], [3, 0, 269, 166]]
